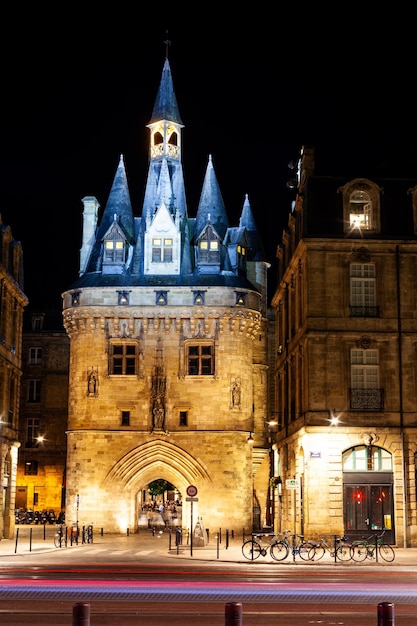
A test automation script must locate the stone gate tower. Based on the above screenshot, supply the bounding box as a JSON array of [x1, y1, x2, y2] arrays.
[[62, 55, 271, 533]]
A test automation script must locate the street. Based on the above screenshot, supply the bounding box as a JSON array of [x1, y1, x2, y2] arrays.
[[0, 526, 416, 624]]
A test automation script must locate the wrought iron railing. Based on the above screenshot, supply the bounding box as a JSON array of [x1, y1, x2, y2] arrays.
[[349, 306, 379, 317], [350, 388, 384, 410]]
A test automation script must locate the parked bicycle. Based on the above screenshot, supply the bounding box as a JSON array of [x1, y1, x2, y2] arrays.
[[269, 530, 315, 561], [350, 530, 395, 562], [54, 524, 66, 548], [82, 524, 94, 544], [242, 533, 280, 560], [308, 535, 352, 562]]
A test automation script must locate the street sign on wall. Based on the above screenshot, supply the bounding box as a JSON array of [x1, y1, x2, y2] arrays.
[[286, 479, 297, 489]]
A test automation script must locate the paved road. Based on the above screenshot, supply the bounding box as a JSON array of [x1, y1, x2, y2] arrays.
[[0, 527, 416, 625]]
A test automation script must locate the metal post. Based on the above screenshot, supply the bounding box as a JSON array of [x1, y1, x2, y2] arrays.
[[190, 500, 193, 556], [377, 602, 395, 625], [72, 602, 90, 626], [225, 602, 242, 625]]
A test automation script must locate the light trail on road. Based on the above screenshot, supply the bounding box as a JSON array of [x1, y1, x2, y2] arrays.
[[0, 578, 415, 604]]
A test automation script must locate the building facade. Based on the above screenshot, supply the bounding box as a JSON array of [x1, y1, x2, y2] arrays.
[[16, 310, 69, 518], [0, 215, 27, 539], [61, 57, 272, 534], [272, 145, 417, 547]]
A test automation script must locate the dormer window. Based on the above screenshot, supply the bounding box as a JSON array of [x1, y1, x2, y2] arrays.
[[198, 227, 220, 264], [339, 179, 381, 235], [237, 244, 246, 272], [349, 190, 372, 230], [104, 239, 125, 263], [103, 222, 127, 267]]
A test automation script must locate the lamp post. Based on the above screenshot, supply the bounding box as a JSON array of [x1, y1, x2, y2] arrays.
[[265, 418, 278, 531]]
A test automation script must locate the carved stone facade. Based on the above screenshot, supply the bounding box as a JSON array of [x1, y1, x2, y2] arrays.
[[0, 216, 27, 539], [61, 57, 272, 534]]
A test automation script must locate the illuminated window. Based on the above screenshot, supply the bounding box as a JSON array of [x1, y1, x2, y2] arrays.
[[350, 348, 383, 410], [198, 228, 220, 264], [193, 291, 205, 305], [350, 264, 377, 316], [349, 190, 372, 230], [103, 228, 126, 265], [109, 343, 137, 375], [351, 349, 379, 389], [342, 446, 392, 471], [156, 291, 168, 305], [186, 343, 214, 376], [24, 460, 38, 476], [152, 238, 173, 262]]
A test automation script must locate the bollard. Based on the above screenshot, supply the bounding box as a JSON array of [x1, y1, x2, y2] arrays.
[[225, 602, 242, 625], [127, 527, 129, 536], [29, 527, 33, 552], [72, 602, 90, 626], [377, 602, 395, 625]]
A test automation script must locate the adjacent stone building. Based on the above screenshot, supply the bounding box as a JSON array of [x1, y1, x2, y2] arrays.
[[272, 145, 417, 547], [62, 56, 272, 533], [0, 215, 27, 538], [16, 310, 69, 517]]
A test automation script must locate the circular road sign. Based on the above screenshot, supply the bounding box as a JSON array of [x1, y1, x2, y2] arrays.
[[186, 485, 198, 497]]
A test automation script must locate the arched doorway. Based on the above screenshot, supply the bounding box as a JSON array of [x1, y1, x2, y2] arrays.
[[342, 445, 394, 544]]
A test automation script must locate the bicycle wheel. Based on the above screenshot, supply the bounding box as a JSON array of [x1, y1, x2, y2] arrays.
[[350, 542, 368, 562], [301, 541, 316, 561], [308, 544, 325, 561], [378, 543, 395, 562], [270, 540, 290, 561], [242, 539, 263, 560], [54, 533, 61, 548], [336, 543, 352, 561]]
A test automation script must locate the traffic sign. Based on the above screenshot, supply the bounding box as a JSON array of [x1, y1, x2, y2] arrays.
[[186, 497, 199, 502], [286, 479, 298, 489], [186, 484, 198, 497]]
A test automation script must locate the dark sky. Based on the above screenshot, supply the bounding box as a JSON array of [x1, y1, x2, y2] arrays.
[[1, 10, 415, 310]]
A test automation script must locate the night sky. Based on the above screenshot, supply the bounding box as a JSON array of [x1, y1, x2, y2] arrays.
[[1, 10, 415, 310]]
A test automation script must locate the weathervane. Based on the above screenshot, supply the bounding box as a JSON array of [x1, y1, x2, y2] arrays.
[[164, 30, 171, 59]]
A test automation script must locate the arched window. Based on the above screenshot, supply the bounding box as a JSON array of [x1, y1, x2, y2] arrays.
[[349, 189, 372, 230], [342, 445, 392, 471]]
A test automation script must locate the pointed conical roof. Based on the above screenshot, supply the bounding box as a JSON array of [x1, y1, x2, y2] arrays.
[[97, 155, 135, 243], [85, 155, 134, 272], [149, 58, 183, 125], [195, 155, 229, 240], [239, 194, 265, 261]]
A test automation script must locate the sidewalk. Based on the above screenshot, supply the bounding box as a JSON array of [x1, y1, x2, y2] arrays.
[[1, 526, 417, 567]]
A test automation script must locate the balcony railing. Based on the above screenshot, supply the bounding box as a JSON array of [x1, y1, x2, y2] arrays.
[[350, 388, 384, 410], [349, 306, 379, 317]]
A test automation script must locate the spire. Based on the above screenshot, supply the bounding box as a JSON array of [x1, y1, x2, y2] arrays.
[[195, 155, 229, 240], [97, 155, 135, 243], [85, 155, 134, 273], [239, 194, 265, 261], [149, 58, 182, 125]]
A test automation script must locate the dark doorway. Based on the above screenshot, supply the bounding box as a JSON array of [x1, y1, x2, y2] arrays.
[[343, 473, 394, 544]]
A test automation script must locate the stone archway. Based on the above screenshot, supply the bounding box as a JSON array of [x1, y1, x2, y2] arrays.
[[104, 439, 211, 532]]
